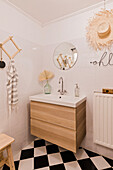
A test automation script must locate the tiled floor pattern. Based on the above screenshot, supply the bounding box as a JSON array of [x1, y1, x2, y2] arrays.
[[3, 138, 113, 170]]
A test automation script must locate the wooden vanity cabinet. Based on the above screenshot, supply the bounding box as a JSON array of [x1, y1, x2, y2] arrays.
[[30, 101, 86, 153]]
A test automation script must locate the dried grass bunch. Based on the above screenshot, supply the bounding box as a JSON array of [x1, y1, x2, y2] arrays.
[[39, 70, 54, 81]]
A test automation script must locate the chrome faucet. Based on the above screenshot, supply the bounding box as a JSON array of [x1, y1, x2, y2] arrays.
[[58, 77, 67, 95]]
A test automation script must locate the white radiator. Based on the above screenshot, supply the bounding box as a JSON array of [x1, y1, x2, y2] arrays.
[[93, 92, 113, 149]]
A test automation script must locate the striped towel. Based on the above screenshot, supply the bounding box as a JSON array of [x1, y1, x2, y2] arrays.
[[7, 59, 18, 107]]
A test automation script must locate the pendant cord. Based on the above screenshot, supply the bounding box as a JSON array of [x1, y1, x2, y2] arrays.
[[1, 49, 2, 61], [0, 45, 2, 61]]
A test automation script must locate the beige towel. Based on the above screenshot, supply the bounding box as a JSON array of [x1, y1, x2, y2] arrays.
[[7, 59, 18, 108]]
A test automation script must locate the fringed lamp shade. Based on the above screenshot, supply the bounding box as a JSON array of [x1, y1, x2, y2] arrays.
[[86, 9, 113, 51], [39, 70, 54, 81]]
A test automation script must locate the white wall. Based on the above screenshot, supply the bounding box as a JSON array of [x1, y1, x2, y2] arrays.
[[0, 0, 42, 45], [0, 0, 42, 157], [41, 2, 113, 159]]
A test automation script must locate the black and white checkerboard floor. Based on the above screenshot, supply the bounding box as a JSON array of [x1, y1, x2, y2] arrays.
[[3, 138, 113, 170]]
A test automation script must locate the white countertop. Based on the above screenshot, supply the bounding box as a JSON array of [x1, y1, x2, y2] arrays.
[[29, 94, 86, 108]]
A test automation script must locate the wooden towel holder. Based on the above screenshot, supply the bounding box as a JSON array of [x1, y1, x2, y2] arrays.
[[1, 36, 22, 59]]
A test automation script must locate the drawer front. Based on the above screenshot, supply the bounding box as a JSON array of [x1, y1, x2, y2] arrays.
[[30, 101, 76, 130], [31, 118, 76, 152]]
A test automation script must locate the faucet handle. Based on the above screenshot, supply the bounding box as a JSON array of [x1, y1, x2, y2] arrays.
[[64, 90, 67, 94], [58, 89, 60, 92]]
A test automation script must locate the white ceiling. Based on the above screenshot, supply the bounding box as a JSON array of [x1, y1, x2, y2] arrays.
[[6, 0, 111, 25]]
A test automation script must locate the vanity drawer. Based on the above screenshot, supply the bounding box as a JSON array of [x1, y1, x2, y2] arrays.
[[30, 101, 76, 130], [31, 118, 76, 152]]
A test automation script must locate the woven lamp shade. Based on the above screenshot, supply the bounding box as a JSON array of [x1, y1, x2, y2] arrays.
[[86, 9, 113, 50]]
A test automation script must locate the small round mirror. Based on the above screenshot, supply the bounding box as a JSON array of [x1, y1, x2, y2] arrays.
[[53, 42, 78, 70]]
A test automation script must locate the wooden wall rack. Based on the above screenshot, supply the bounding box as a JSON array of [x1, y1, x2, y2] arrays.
[[1, 36, 22, 59]]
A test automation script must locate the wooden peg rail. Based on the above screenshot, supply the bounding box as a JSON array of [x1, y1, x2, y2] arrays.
[[1, 36, 22, 59]]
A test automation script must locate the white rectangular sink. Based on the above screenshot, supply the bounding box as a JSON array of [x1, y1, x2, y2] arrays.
[[29, 94, 86, 108]]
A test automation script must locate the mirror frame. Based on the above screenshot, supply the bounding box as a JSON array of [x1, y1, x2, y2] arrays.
[[53, 42, 78, 70]]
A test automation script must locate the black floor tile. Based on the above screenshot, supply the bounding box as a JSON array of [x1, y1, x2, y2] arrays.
[[34, 155, 49, 169], [46, 144, 59, 154], [50, 164, 66, 170], [34, 139, 45, 148], [3, 161, 19, 170], [84, 149, 99, 157], [20, 148, 34, 160], [103, 156, 113, 167], [60, 151, 76, 163], [79, 146, 82, 149], [14, 161, 19, 170], [3, 164, 10, 170], [78, 158, 97, 170]]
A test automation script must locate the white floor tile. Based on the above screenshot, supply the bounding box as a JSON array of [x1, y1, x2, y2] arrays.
[[19, 158, 34, 170], [34, 146, 47, 157], [14, 151, 21, 161], [48, 153, 63, 166], [35, 137, 41, 141], [59, 146, 67, 152], [91, 156, 111, 170], [22, 142, 34, 150], [45, 140, 52, 146], [35, 167, 49, 170], [75, 148, 89, 160], [64, 161, 81, 170]]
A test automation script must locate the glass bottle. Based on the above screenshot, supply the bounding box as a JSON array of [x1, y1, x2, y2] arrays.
[[44, 80, 51, 94]]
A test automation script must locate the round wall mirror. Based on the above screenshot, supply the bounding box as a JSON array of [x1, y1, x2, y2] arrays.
[[53, 42, 78, 70]]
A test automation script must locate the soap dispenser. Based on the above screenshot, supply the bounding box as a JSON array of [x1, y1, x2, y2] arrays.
[[75, 83, 79, 97]]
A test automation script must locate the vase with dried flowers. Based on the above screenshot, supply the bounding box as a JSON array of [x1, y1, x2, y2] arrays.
[[39, 70, 54, 94]]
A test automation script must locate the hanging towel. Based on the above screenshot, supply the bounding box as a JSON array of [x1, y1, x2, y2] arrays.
[[7, 59, 18, 108]]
